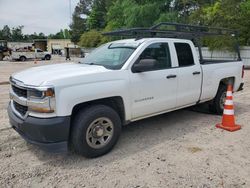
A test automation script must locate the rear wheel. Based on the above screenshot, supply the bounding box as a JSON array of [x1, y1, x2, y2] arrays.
[[71, 105, 121, 158], [19, 56, 26, 62], [209, 84, 227, 115]]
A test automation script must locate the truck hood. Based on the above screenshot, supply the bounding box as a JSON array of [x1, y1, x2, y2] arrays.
[[12, 63, 110, 86]]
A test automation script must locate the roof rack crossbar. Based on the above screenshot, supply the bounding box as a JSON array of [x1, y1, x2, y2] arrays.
[[150, 22, 236, 33]]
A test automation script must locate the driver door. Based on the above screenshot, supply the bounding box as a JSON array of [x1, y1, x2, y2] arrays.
[[129, 42, 178, 119]]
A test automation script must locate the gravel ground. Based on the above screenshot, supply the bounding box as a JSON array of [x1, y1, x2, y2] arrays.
[[0, 58, 249, 188]]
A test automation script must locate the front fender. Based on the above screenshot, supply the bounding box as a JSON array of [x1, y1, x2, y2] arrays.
[[55, 79, 131, 120]]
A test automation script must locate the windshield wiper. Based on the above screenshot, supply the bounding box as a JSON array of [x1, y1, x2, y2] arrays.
[[85, 62, 105, 67]]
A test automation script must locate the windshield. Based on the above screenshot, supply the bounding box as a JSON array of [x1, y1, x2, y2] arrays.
[[81, 43, 139, 69]]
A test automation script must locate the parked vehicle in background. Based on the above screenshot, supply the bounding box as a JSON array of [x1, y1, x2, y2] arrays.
[[0, 40, 11, 61], [11, 48, 51, 61], [7, 23, 244, 158]]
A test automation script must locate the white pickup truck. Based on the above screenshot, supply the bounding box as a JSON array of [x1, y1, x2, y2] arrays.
[[11, 48, 51, 61], [8, 24, 244, 158]]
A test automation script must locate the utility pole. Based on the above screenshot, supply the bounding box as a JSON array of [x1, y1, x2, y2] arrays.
[[69, 0, 72, 23]]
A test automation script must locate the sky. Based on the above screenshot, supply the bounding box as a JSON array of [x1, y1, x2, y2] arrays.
[[0, 0, 79, 35]]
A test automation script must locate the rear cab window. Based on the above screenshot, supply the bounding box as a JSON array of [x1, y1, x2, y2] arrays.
[[174, 43, 194, 67]]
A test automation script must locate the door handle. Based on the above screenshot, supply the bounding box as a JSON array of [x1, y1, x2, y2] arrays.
[[193, 71, 201, 75], [166, 74, 177, 79]]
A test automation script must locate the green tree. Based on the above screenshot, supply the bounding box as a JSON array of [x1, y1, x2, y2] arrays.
[[105, 0, 128, 30], [171, 0, 214, 23], [63, 29, 71, 39], [48, 29, 65, 39], [70, 0, 94, 43], [11, 26, 24, 41], [38, 32, 46, 39], [2, 25, 12, 41], [105, 0, 180, 31], [238, 0, 250, 45], [78, 30, 104, 47], [189, 0, 250, 48], [86, 0, 110, 30], [0, 29, 3, 39]]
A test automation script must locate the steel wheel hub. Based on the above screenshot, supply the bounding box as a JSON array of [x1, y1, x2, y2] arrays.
[[93, 126, 104, 138], [86, 117, 114, 149]]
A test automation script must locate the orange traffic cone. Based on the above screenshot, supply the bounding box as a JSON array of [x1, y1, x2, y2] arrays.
[[216, 84, 241, 131]]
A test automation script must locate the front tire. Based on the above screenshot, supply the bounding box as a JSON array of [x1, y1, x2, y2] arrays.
[[71, 105, 121, 158], [45, 55, 51, 60], [209, 84, 227, 115]]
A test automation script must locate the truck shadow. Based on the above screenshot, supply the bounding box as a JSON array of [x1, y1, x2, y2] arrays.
[[28, 104, 219, 168], [28, 101, 247, 169]]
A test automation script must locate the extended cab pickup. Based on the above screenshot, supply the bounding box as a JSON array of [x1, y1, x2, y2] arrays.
[[11, 48, 51, 61], [8, 35, 244, 157]]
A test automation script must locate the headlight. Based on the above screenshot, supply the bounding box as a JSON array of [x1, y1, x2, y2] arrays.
[[27, 87, 55, 113], [28, 88, 54, 99]]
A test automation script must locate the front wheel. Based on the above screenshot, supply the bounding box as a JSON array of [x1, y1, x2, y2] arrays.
[[45, 55, 51, 60], [71, 105, 121, 158], [209, 85, 227, 115]]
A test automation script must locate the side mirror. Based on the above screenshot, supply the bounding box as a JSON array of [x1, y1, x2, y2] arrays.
[[132, 59, 157, 73]]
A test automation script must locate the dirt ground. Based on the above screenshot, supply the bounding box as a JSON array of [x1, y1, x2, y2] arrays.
[[0, 57, 249, 188]]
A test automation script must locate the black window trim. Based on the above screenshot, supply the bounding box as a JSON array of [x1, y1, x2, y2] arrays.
[[131, 42, 173, 73], [174, 42, 195, 68]]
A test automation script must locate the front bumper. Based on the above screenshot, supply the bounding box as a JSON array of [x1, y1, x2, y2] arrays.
[[7, 103, 71, 152]]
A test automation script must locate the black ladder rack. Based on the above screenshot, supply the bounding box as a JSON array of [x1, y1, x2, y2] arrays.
[[103, 22, 238, 39], [103, 22, 241, 61]]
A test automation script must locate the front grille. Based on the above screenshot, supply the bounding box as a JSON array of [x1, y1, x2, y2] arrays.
[[13, 101, 28, 116], [12, 85, 27, 98]]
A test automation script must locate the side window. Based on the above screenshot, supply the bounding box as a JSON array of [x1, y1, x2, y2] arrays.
[[174, 43, 194, 67], [37, 49, 43, 52], [137, 43, 171, 71]]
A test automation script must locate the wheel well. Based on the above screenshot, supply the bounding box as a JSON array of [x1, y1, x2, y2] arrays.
[[208, 77, 235, 105], [20, 55, 26, 59], [219, 77, 235, 88], [216, 77, 235, 95], [19, 56, 26, 61], [71, 96, 125, 124]]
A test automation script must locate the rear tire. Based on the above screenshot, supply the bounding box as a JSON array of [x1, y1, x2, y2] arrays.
[[19, 56, 26, 62], [209, 84, 227, 115], [71, 105, 121, 158]]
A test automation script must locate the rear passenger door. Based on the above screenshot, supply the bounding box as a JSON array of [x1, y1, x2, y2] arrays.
[[174, 42, 202, 107]]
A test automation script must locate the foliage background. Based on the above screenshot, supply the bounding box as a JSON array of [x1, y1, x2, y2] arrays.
[[72, 0, 250, 49], [1, 0, 250, 49]]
